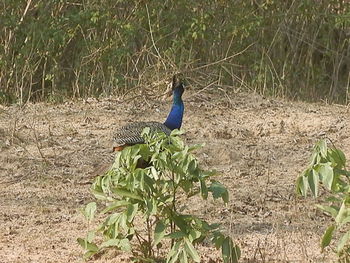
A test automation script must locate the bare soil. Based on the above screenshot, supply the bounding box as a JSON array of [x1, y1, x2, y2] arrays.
[[1, 89, 348, 262]]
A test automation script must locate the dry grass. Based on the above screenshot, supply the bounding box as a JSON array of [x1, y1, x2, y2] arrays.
[[1, 89, 347, 262]]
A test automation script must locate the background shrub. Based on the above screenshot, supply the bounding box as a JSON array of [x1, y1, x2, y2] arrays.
[[1, 0, 349, 103]]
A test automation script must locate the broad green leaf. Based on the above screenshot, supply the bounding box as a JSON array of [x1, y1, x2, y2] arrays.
[[91, 189, 109, 201], [187, 159, 197, 174], [141, 127, 151, 137], [340, 216, 350, 226], [83, 202, 96, 222], [166, 231, 187, 239], [325, 196, 342, 203], [154, 220, 166, 246], [316, 205, 339, 218], [302, 171, 310, 196], [222, 237, 240, 263], [126, 203, 138, 222], [146, 198, 157, 216], [184, 238, 200, 262], [101, 200, 130, 214], [172, 151, 185, 163], [119, 238, 132, 252], [310, 151, 318, 166], [212, 231, 225, 249], [188, 143, 205, 152], [170, 129, 185, 136], [208, 181, 229, 203], [112, 188, 143, 201], [87, 231, 95, 242], [181, 146, 189, 158], [200, 179, 208, 199], [337, 230, 350, 253], [189, 229, 201, 242], [83, 250, 97, 260], [100, 238, 120, 248], [296, 175, 306, 196], [77, 238, 98, 252], [114, 151, 122, 169], [329, 148, 346, 168], [318, 163, 333, 190], [336, 198, 350, 226], [167, 241, 182, 263], [119, 213, 128, 232], [139, 144, 152, 160], [319, 139, 327, 158], [158, 151, 168, 166], [143, 175, 155, 193], [231, 245, 241, 263], [168, 249, 181, 263], [222, 237, 232, 263], [321, 225, 335, 249], [150, 166, 159, 180], [336, 168, 350, 177], [130, 145, 141, 158], [165, 231, 187, 239], [170, 135, 184, 149], [134, 169, 145, 191], [106, 213, 120, 226], [180, 180, 193, 193], [179, 249, 189, 263], [173, 215, 188, 233], [202, 169, 217, 179], [308, 169, 319, 197], [206, 222, 220, 231], [335, 200, 350, 225]]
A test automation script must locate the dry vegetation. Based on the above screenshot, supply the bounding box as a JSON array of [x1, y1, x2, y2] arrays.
[[1, 1, 349, 104], [1, 88, 349, 262]]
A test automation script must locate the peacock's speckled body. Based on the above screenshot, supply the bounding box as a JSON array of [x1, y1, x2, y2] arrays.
[[113, 121, 172, 145], [112, 75, 185, 151]]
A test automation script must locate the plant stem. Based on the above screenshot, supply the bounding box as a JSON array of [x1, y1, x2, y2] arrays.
[[146, 217, 152, 258], [170, 167, 177, 247], [134, 229, 145, 246]]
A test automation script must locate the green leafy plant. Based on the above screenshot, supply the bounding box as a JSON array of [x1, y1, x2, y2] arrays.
[[78, 128, 240, 262], [296, 139, 350, 259]]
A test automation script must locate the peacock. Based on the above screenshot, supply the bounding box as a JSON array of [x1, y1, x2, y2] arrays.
[[112, 74, 185, 152], [92, 74, 185, 175]]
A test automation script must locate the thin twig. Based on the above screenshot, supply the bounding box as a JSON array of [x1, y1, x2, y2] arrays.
[[189, 42, 255, 72], [31, 119, 50, 164], [145, 4, 166, 70]]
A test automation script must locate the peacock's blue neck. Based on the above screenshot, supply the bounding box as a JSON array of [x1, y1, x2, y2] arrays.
[[164, 92, 184, 130]]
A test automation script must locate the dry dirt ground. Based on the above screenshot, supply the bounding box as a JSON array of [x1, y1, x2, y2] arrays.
[[1, 88, 349, 262]]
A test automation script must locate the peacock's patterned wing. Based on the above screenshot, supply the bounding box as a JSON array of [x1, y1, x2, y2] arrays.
[[113, 121, 171, 146]]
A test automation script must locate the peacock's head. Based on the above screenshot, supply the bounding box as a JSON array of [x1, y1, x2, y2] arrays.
[[172, 74, 185, 96]]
